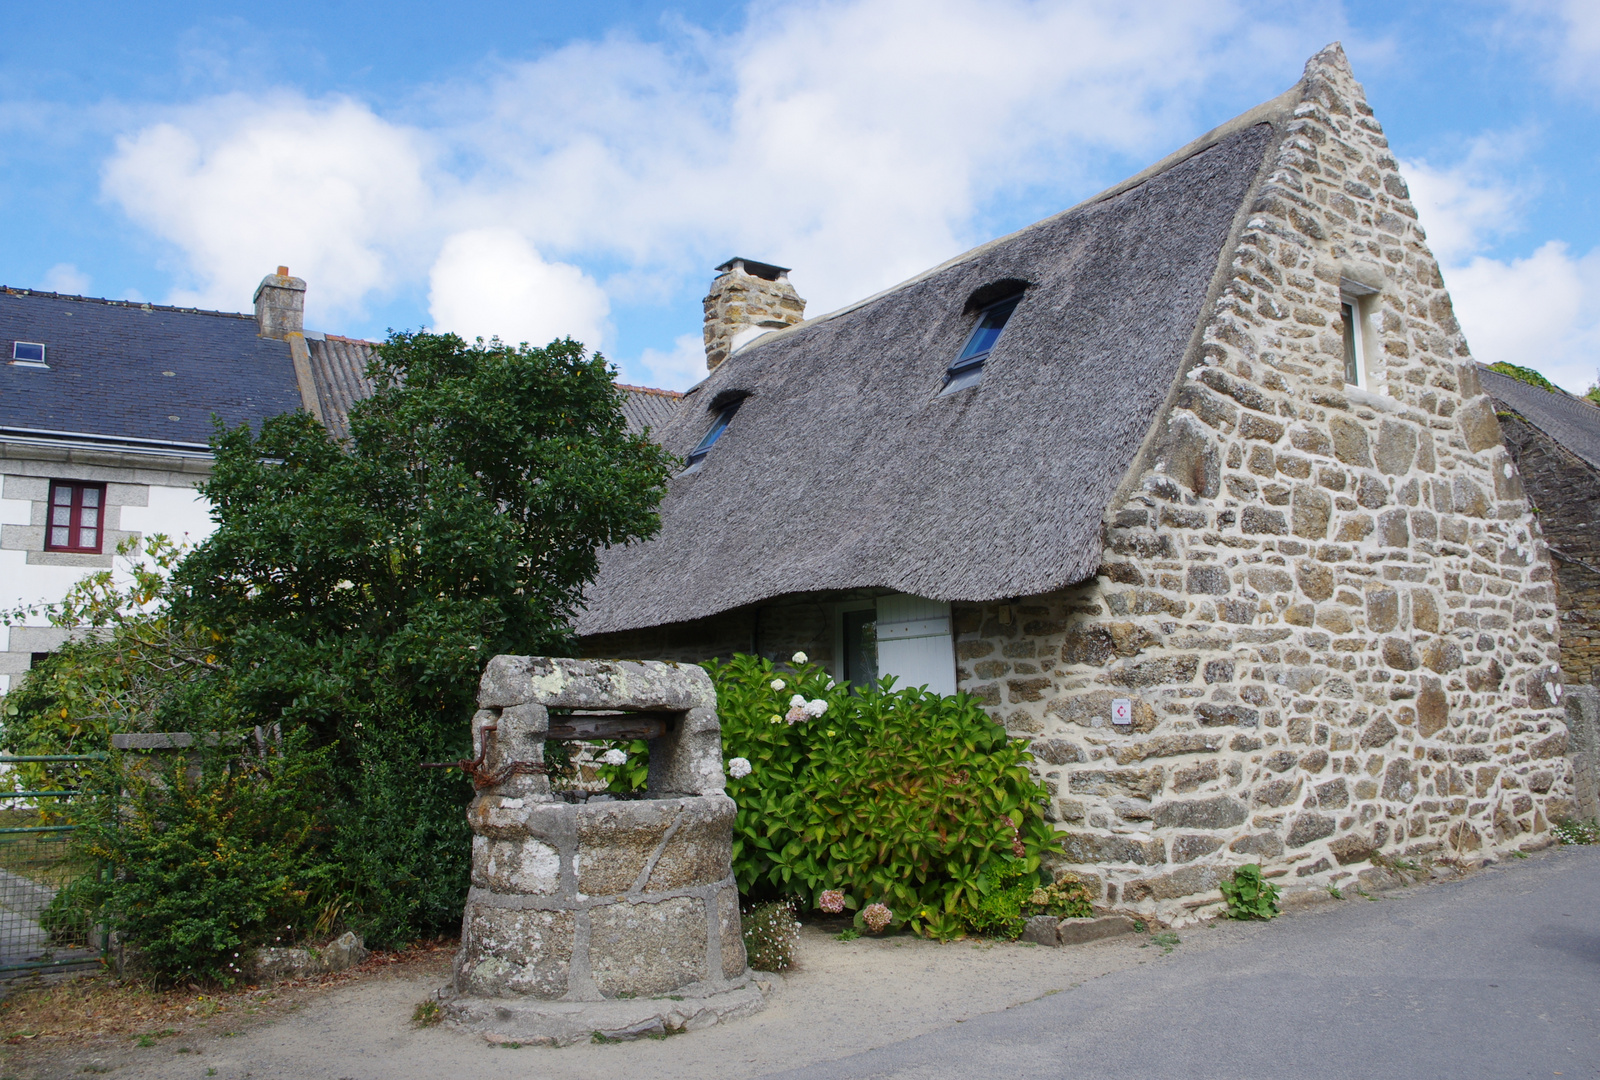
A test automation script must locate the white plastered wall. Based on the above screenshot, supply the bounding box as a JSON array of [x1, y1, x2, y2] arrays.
[[0, 452, 215, 693]]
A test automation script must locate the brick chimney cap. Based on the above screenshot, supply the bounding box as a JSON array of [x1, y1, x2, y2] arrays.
[[715, 257, 790, 281]]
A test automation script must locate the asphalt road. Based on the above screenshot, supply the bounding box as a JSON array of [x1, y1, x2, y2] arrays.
[[766, 845, 1600, 1080]]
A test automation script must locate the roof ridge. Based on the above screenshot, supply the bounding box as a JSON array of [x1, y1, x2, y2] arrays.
[[616, 383, 683, 398], [321, 333, 379, 345], [699, 79, 1305, 384], [0, 286, 256, 321]]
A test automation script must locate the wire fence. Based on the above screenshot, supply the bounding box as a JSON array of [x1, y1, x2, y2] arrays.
[[0, 754, 106, 976]]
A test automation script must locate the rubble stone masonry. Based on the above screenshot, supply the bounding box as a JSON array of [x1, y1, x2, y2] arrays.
[[954, 46, 1573, 922]]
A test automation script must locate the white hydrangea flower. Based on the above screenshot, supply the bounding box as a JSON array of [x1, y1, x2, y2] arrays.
[[771, 679, 786, 691], [727, 757, 753, 779], [792, 651, 808, 664], [805, 698, 828, 717], [825, 679, 836, 689], [790, 694, 807, 708], [600, 749, 628, 766]]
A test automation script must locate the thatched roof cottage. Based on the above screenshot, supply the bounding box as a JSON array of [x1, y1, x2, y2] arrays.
[[578, 44, 1577, 919]]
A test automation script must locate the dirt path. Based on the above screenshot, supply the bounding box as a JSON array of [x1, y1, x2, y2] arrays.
[[5, 922, 1234, 1080]]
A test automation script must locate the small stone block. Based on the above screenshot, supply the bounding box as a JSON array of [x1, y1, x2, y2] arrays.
[[1056, 915, 1139, 945], [1021, 915, 1061, 946]]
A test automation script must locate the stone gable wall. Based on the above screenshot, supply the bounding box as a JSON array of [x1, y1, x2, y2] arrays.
[[954, 46, 1572, 922], [1494, 411, 1600, 686]]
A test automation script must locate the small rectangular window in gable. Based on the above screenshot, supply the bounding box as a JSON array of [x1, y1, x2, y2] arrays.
[[11, 342, 47, 367], [941, 294, 1021, 395], [1339, 279, 1379, 390], [45, 481, 106, 553]]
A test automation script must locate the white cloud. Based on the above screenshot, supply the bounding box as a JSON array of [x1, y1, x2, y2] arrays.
[[1409, 149, 1600, 393], [99, 0, 1330, 379], [1445, 243, 1600, 394], [39, 263, 90, 295], [101, 94, 434, 324], [632, 332, 710, 390], [427, 229, 610, 349], [1511, 0, 1600, 95]]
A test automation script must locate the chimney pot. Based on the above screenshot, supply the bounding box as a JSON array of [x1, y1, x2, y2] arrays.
[[253, 267, 306, 340], [703, 257, 805, 371]]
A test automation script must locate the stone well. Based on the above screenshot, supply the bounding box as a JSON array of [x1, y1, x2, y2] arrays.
[[439, 656, 766, 1044]]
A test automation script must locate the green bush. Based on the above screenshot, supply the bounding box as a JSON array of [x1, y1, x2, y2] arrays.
[[69, 732, 338, 986], [599, 654, 1059, 940], [1553, 818, 1599, 845], [1220, 863, 1280, 920], [741, 899, 799, 972]]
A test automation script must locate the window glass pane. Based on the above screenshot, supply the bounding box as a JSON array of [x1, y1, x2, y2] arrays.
[[842, 609, 878, 686], [687, 402, 741, 463], [1342, 302, 1360, 385], [81, 508, 99, 528], [80, 529, 97, 549], [50, 527, 70, 547], [81, 487, 100, 507], [53, 485, 73, 505], [52, 506, 71, 526], [13, 342, 45, 363], [957, 296, 1021, 363]]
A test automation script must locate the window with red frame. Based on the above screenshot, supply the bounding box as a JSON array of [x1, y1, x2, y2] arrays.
[[45, 481, 106, 553]]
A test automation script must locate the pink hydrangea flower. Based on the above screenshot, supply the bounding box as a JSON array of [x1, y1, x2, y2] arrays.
[[819, 889, 845, 914], [863, 903, 893, 933], [785, 705, 808, 724]]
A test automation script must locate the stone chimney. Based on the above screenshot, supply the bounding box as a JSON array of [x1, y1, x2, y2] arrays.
[[702, 258, 805, 371], [253, 265, 306, 340]]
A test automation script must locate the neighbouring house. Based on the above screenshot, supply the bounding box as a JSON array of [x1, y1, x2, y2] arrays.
[[576, 44, 1578, 920], [0, 269, 679, 691], [1480, 366, 1600, 820]]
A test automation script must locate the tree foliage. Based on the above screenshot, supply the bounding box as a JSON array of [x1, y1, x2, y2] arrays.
[[4, 332, 675, 963]]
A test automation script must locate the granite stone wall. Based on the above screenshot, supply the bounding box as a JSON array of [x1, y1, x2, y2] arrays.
[[1494, 411, 1600, 686], [954, 46, 1572, 922]]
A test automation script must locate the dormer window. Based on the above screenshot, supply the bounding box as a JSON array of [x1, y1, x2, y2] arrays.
[[684, 399, 742, 470], [11, 342, 46, 367], [942, 294, 1021, 394]]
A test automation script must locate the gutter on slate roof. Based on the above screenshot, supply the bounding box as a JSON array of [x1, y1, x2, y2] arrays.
[[0, 425, 214, 459]]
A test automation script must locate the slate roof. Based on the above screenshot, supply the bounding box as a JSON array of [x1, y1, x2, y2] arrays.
[[307, 335, 377, 442], [0, 289, 302, 450], [576, 111, 1281, 637], [1480, 365, 1600, 472], [617, 384, 683, 434]]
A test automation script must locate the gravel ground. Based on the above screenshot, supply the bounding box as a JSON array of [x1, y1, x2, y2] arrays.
[[6, 848, 1588, 1080]]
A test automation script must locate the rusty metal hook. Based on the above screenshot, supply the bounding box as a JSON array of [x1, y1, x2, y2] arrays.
[[421, 721, 546, 791]]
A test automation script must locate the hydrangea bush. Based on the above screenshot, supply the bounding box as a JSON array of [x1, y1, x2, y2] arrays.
[[599, 653, 1059, 940]]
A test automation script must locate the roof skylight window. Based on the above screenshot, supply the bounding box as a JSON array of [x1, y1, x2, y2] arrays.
[[11, 342, 47, 367], [684, 399, 742, 470], [941, 294, 1020, 394]]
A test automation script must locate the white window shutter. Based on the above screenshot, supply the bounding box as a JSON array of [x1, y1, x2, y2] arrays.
[[874, 594, 955, 696]]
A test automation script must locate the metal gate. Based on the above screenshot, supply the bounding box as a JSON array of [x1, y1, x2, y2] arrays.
[[0, 753, 106, 976]]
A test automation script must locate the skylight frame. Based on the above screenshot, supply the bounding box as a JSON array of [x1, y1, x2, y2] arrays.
[[940, 293, 1022, 395], [684, 399, 742, 470], [11, 342, 47, 367]]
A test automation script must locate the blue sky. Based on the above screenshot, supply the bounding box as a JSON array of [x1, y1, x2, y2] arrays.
[[4, 1, 1599, 392]]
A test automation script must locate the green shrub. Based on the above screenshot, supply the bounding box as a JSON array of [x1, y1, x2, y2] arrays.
[[599, 654, 1058, 940], [742, 899, 799, 971], [1487, 362, 1559, 393], [1220, 863, 1280, 920], [65, 732, 339, 986], [1553, 818, 1599, 845]]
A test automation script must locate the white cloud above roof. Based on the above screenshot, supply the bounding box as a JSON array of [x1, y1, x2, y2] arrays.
[[97, 0, 1323, 388]]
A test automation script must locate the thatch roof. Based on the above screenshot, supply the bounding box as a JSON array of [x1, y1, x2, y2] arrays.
[[577, 106, 1286, 637], [1480, 365, 1600, 472]]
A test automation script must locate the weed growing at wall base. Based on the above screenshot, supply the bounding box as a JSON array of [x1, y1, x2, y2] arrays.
[[1220, 863, 1280, 920]]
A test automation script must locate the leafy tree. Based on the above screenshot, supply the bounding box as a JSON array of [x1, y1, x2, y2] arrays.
[[168, 332, 674, 942], [5, 332, 675, 961]]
